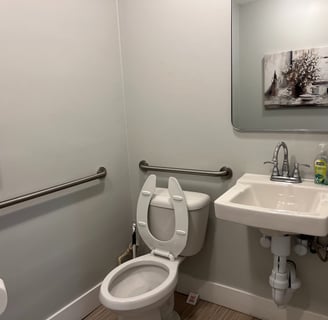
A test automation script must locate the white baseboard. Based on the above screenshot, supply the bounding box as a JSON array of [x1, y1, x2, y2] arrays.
[[45, 283, 101, 320], [177, 273, 328, 320], [45, 274, 328, 320]]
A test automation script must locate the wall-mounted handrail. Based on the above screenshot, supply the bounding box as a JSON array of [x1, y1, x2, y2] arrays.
[[0, 167, 107, 209], [139, 160, 232, 178]]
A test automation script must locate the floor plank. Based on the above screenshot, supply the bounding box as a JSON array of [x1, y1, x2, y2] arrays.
[[83, 292, 260, 320]]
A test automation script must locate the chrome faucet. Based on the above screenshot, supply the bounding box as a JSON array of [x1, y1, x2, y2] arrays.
[[264, 141, 309, 183]]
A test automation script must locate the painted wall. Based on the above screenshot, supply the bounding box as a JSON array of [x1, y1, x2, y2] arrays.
[[0, 1, 131, 319], [118, 0, 328, 315]]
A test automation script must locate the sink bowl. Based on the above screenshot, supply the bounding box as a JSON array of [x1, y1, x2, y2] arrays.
[[214, 174, 328, 236]]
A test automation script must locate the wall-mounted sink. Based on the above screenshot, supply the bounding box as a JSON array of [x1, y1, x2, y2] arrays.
[[214, 174, 328, 236]]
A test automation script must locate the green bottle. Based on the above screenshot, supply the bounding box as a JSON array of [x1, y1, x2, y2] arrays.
[[314, 144, 328, 184]]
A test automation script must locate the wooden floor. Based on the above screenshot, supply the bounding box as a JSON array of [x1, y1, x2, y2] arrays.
[[84, 292, 260, 320]]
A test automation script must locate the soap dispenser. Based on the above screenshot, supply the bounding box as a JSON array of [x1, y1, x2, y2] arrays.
[[314, 144, 328, 184]]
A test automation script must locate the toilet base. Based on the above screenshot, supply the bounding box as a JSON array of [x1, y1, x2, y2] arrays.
[[166, 310, 180, 320], [161, 294, 180, 320], [114, 293, 180, 320]]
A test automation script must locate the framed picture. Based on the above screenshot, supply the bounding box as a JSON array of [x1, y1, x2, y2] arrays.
[[264, 47, 328, 108]]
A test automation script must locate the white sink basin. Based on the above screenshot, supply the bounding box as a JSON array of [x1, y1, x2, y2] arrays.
[[214, 173, 328, 236]]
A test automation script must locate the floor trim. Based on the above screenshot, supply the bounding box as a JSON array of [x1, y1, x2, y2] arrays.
[[45, 275, 328, 320], [177, 273, 328, 320], [45, 283, 101, 320]]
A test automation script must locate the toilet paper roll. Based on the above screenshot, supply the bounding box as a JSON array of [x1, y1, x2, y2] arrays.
[[0, 279, 7, 315]]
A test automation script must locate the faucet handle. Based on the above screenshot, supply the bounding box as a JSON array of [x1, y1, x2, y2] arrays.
[[264, 160, 279, 176], [292, 163, 310, 179]]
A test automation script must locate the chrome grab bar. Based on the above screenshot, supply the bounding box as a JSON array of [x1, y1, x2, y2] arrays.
[[0, 167, 107, 209], [139, 160, 232, 178]]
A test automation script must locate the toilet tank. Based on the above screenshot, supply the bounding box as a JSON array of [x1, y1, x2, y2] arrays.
[[148, 188, 210, 256]]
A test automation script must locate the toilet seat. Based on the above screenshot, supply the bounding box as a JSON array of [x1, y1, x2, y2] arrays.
[[136, 175, 189, 260], [99, 174, 210, 320], [99, 254, 181, 312]]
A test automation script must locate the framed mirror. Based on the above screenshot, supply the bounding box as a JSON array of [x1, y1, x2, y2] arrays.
[[232, 0, 328, 132]]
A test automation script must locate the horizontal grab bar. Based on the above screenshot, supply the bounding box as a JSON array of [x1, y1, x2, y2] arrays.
[[139, 160, 232, 178], [0, 167, 107, 209]]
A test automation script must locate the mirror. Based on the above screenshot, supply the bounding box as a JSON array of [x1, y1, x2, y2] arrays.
[[232, 0, 328, 132]]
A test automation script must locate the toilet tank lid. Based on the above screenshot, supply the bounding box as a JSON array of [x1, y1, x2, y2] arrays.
[[150, 188, 210, 211]]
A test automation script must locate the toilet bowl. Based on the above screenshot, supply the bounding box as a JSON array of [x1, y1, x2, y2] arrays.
[[100, 254, 183, 320], [100, 175, 210, 320]]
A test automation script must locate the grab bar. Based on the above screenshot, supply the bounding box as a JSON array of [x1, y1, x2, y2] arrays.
[[139, 160, 232, 178], [0, 167, 107, 209]]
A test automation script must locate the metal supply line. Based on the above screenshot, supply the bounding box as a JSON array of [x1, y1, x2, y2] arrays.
[[139, 160, 232, 178], [0, 167, 107, 209]]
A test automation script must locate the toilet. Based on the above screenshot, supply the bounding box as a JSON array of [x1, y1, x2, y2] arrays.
[[99, 174, 210, 320]]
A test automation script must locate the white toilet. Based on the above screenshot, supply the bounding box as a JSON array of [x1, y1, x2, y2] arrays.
[[99, 175, 210, 320]]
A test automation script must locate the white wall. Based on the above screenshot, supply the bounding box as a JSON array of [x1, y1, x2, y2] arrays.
[[0, 1, 132, 319], [118, 0, 328, 315]]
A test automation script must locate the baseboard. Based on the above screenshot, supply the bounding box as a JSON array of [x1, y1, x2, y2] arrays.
[[177, 273, 328, 320], [45, 283, 101, 320], [44, 274, 328, 320]]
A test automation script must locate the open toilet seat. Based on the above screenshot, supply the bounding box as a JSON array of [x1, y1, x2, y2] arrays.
[[99, 253, 182, 312], [136, 175, 189, 260], [99, 175, 194, 319]]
